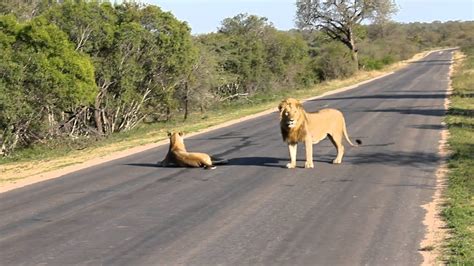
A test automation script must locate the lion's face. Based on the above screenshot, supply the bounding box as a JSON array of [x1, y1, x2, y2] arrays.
[[279, 98, 303, 129]]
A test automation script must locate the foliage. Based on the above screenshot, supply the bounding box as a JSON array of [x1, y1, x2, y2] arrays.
[[196, 13, 313, 103], [44, 1, 197, 132], [0, 14, 96, 155], [0, 0, 54, 21], [312, 41, 357, 80]]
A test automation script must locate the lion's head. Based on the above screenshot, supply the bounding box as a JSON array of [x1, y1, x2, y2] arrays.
[[278, 98, 307, 144], [278, 98, 305, 128], [168, 131, 186, 151]]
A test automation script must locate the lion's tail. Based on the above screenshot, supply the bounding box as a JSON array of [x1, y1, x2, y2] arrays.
[[342, 117, 362, 147], [211, 156, 229, 165]]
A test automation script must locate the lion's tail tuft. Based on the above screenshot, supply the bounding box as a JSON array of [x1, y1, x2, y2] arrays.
[[342, 117, 360, 147]]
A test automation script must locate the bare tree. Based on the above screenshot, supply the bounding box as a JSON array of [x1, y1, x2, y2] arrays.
[[296, 0, 397, 67]]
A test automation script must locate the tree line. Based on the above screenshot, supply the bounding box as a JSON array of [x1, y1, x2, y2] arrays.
[[1, 0, 473, 156]]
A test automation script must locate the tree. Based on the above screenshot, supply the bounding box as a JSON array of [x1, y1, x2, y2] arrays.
[[45, 1, 117, 134], [264, 30, 312, 88], [45, 1, 197, 130], [296, 0, 397, 67], [195, 13, 315, 103], [0, 14, 96, 155], [177, 40, 220, 119], [218, 14, 273, 94], [135, 4, 197, 121]]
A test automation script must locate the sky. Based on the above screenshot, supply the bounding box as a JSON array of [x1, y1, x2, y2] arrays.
[[145, 0, 474, 35]]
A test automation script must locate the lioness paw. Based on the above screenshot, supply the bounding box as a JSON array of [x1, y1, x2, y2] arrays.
[[286, 163, 296, 169], [305, 162, 314, 168]]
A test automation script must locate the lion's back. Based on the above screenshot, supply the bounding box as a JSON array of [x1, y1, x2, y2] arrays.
[[306, 108, 345, 136]]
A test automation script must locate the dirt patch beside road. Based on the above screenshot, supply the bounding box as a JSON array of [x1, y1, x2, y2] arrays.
[[419, 49, 459, 265]]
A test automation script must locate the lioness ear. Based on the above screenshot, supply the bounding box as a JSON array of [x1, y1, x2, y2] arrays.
[[178, 131, 184, 136], [167, 131, 172, 137]]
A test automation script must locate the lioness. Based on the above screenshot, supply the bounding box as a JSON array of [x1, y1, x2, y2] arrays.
[[160, 131, 227, 169], [278, 98, 361, 168]]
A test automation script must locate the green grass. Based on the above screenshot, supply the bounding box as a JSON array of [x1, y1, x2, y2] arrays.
[[443, 47, 474, 264]]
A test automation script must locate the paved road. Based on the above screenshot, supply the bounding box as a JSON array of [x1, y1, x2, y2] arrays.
[[0, 50, 453, 265]]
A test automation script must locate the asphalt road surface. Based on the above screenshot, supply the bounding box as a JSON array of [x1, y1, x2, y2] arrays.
[[0, 50, 453, 265]]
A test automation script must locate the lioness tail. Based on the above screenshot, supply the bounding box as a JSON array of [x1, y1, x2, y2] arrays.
[[342, 117, 362, 147], [211, 156, 229, 165]]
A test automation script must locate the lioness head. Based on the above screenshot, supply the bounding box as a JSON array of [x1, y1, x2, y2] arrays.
[[168, 131, 185, 150], [278, 98, 304, 129]]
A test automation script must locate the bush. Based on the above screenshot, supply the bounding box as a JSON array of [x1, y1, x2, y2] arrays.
[[312, 42, 357, 81]]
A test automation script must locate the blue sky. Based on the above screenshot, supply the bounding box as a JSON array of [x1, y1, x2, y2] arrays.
[[145, 0, 474, 34]]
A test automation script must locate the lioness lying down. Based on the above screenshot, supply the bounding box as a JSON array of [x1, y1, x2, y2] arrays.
[[278, 98, 361, 168], [160, 131, 227, 169]]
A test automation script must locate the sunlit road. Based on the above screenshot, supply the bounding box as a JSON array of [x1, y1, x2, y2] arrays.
[[0, 50, 453, 265]]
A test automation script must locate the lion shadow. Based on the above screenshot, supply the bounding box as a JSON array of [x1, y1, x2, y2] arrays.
[[227, 156, 283, 167], [226, 156, 334, 167]]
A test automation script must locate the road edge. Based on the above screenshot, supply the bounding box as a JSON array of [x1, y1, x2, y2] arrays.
[[419, 49, 457, 265]]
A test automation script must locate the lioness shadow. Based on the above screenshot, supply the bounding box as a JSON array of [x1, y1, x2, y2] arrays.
[[126, 163, 162, 168], [126, 162, 223, 169]]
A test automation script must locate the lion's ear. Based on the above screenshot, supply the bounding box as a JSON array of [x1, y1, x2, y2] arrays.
[[278, 101, 287, 111], [178, 131, 184, 136], [295, 100, 303, 109], [167, 131, 172, 137]]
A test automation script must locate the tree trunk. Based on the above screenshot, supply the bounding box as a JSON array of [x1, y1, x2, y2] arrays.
[[94, 93, 103, 135], [183, 82, 189, 121], [351, 47, 359, 69], [348, 28, 359, 69], [166, 106, 171, 121], [94, 81, 112, 135]]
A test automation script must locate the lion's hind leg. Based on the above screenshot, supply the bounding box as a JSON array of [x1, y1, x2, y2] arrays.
[[328, 133, 344, 164], [202, 160, 216, 170], [198, 154, 216, 170]]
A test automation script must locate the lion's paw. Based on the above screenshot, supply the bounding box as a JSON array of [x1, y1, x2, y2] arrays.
[[286, 163, 296, 169], [332, 159, 342, 164], [305, 162, 314, 168]]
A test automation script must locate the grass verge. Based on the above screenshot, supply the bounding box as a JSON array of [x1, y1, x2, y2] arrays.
[[443, 47, 474, 264], [0, 50, 430, 185]]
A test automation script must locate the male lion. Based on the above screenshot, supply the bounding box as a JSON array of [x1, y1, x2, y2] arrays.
[[278, 98, 361, 168], [160, 131, 227, 169]]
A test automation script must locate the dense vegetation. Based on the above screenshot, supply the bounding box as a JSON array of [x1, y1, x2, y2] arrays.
[[1, 0, 473, 157], [444, 46, 474, 264]]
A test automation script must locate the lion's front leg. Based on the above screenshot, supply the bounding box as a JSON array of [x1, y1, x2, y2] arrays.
[[286, 143, 297, 168], [160, 154, 173, 167], [159, 152, 172, 167], [304, 135, 314, 168]]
